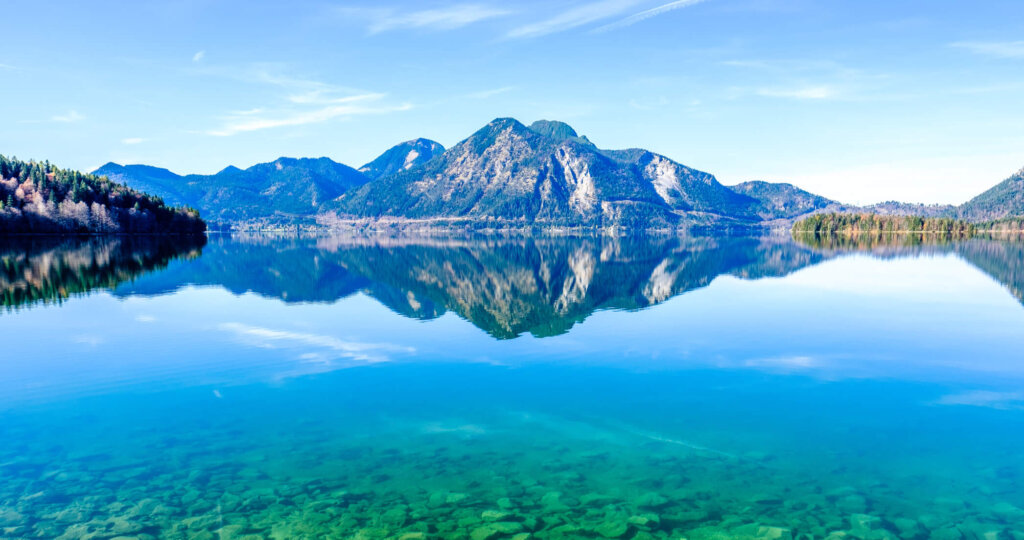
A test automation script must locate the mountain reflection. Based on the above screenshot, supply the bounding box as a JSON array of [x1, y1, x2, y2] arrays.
[[0, 236, 205, 310], [8, 233, 1023, 337], [794, 232, 1024, 304], [114, 234, 828, 338]]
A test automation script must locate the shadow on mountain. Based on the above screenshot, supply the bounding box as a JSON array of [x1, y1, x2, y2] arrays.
[[113, 234, 828, 338], [0, 236, 206, 311]]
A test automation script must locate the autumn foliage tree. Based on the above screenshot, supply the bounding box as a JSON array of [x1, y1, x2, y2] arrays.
[[0, 155, 205, 234]]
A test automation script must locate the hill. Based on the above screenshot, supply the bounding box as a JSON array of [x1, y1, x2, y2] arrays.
[[959, 167, 1024, 221], [729, 181, 841, 220], [94, 157, 368, 223], [1, 155, 205, 234]]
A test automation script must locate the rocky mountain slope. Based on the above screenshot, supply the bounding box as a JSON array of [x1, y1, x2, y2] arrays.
[[330, 118, 786, 228], [358, 138, 444, 180]]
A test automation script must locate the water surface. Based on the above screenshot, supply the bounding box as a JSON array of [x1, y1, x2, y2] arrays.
[[2, 234, 1024, 540]]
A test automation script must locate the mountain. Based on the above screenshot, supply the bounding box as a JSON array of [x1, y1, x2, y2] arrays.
[[92, 116, 1024, 230], [959, 167, 1024, 221], [861, 201, 956, 218], [1, 155, 205, 235], [94, 157, 368, 223], [730, 181, 843, 220], [358, 138, 444, 180], [330, 118, 764, 228], [92, 163, 191, 207]]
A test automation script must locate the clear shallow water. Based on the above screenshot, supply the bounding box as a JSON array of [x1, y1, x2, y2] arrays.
[[2, 234, 1024, 540]]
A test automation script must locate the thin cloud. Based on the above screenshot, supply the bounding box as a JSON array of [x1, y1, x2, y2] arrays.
[[207, 94, 412, 136], [203, 68, 412, 136], [52, 110, 85, 123], [340, 4, 511, 34], [507, 0, 643, 39], [122, 137, 146, 145], [950, 40, 1024, 59], [465, 86, 514, 99], [193, 50, 206, 62], [756, 85, 837, 100], [593, 0, 706, 32]]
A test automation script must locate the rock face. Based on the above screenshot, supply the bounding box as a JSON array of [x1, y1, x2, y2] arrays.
[[359, 138, 445, 181], [959, 167, 1024, 221], [333, 118, 758, 228], [94, 157, 368, 222]]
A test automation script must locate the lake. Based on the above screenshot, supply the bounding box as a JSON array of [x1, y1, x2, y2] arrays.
[[2, 233, 1024, 540]]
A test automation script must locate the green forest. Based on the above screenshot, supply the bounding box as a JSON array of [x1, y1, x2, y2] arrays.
[[0, 155, 205, 234], [792, 213, 976, 235]]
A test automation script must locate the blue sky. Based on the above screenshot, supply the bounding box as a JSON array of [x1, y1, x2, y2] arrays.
[[2, 0, 1022, 205]]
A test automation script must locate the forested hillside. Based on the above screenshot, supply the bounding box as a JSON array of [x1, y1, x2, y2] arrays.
[[1, 155, 205, 234]]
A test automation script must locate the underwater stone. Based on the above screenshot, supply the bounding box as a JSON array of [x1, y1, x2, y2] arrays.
[[758, 526, 794, 540], [446, 492, 469, 504], [381, 506, 408, 528], [627, 513, 660, 529], [0, 508, 26, 527], [892, 518, 925, 538], [836, 495, 869, 514], [470, 525, 501, 540], [636, 492, 670, 509], [579, 493, 615, 507], [595, 520, 630, 538], [929, 527, 965, 540], [481, 509, 514, 522], [492, 521, 525, 534], [497, 498, 515, 510], [355, 527, 389, 539], [992, 502, 1024, 521]]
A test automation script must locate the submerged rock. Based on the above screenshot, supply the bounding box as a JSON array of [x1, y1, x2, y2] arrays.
[[595, 519, 630, 538]]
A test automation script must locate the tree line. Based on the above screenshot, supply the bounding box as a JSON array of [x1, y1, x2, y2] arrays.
[[0, 155, 205, 235], [792, 213, 976, 235]]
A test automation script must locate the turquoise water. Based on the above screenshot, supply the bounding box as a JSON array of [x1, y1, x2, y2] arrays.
[[2, 235, 1024, 539]]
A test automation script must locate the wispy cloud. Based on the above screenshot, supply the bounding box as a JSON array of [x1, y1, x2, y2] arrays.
[[208, 93, 411, 136], [72, 334, 104, 346], [218, 322, 414, 364], [465, 86, 514, 99], [193, 50, 206, 62], [122, 137, 146, 145], [593, 0, 706, 32], [756, 85, 837, 100], [52, 110, 85, 123], [0, 63, 15, 70], [950, 40, 1024, 59], [339, 4, 510, 34], [203, 67, 412, 136], [507, 0, 643, 39]]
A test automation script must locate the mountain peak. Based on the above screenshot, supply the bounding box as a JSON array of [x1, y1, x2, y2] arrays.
[[217, 165, 243, 176], [528, 120, 579, 141], [359, 138, 446, 180]]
